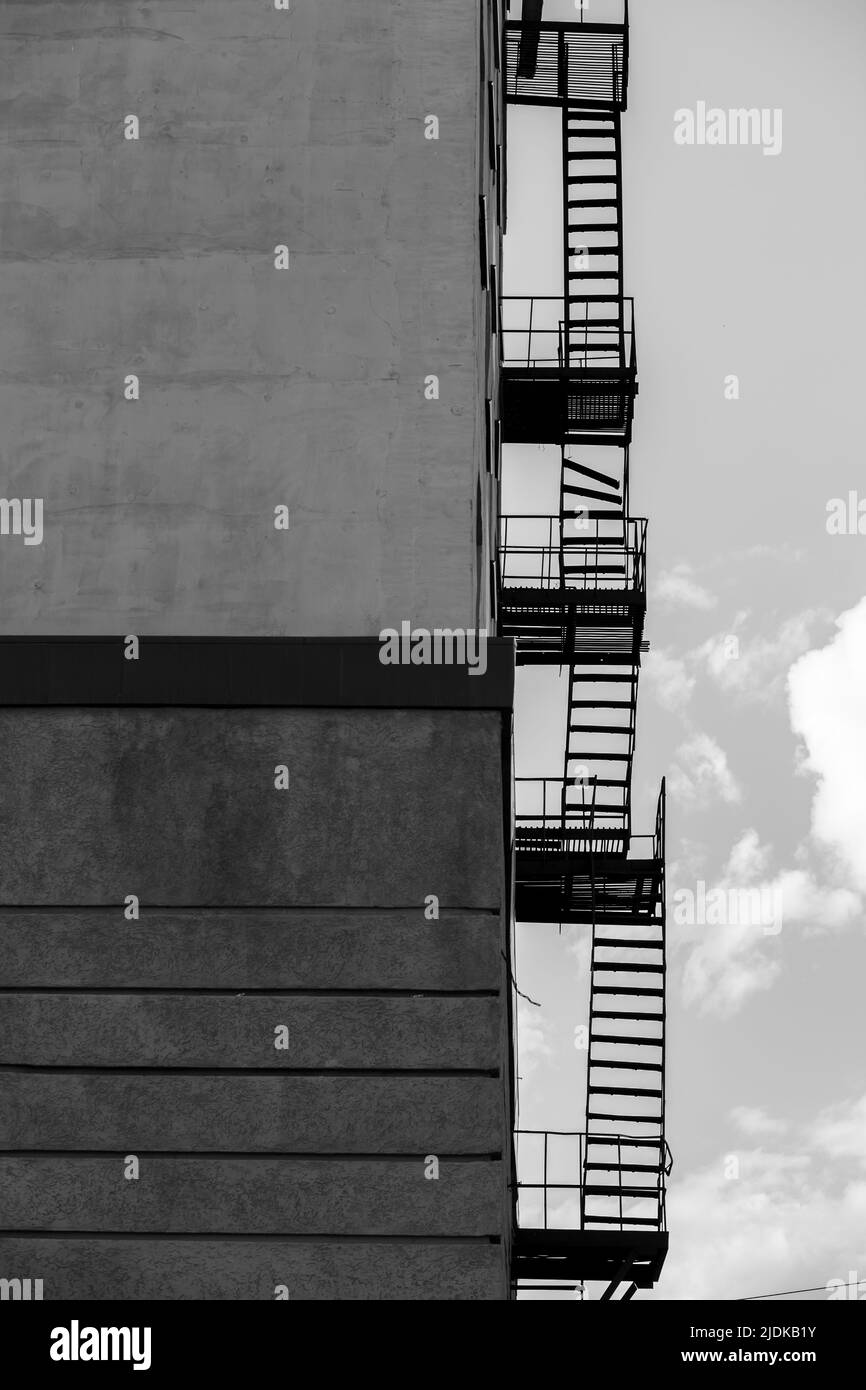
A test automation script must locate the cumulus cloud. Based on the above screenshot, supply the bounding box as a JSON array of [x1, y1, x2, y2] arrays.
[[676, 832, 860, 1016], [644, 648, 696, 713], [694, 610, 830, 704], [655, 564, 717, 611], [730, 1105, 789, 1139], [811, 1095, 866, 1168], [669, 733, 742, 809], [788, 597, 866, 893], [658, 1133, 866, 1299]]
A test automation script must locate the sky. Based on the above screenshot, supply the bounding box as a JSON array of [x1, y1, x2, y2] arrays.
[[504, 0, 866, 1301]]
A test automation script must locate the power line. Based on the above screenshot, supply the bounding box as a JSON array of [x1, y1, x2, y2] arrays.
[[740, 1278, 866, 1301]]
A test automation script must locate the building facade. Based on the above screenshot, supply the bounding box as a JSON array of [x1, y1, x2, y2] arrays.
[[0, 0, 514, 1301], [0, 0, 668, 1301]]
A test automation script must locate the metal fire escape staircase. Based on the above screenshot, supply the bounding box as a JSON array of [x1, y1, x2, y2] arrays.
[[499, 1, 670, 1299]]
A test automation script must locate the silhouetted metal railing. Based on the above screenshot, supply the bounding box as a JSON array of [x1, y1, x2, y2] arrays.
[[515, 775, 628, 850], [515, 1129, 667, 1235], [499, 515, 646, 595], [506, 20, 628, 108], [501, 296, 635, 373]]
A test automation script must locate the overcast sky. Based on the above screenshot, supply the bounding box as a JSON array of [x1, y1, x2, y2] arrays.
[[505, 0, 866, 1301]]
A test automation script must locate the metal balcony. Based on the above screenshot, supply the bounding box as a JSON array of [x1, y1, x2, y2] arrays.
[[506, 11, 629, 110], [497, 514, 646, 663], [513, 1129, 669, 1294], [501, 297, 637, 445], [515, 779, 665, 925]]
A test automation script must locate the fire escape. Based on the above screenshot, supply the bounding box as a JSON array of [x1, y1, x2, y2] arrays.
[[499, 1, 671, 1299]]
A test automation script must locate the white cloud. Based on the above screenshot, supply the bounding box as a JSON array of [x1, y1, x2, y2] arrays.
[[730, 1105, 789, 1139], [669, 733, 741, 809], [658, 1094, 866, 1299], [644, 649, 696, 713], [676, 832, 860, 1017], [694, 609, 829, 704], [811, 1096, 866, 1168], [655, 564, 717, 611], [789, 597, 866, 893], [517, 998, 554, 1079]]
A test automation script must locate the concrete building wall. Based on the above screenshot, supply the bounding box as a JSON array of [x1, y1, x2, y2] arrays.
[[0, 661, 514, 1300], [0, 0, 514, 1303], [0, 0, 504, 635]]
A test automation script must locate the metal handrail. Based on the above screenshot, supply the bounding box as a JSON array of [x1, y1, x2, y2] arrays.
[[499, 514, 647, 594], [515, 1129, 668, 1235], [501, 296, 635, 372]]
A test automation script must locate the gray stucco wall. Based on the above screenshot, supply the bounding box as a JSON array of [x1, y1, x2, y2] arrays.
[[0, 0, 500, 635], [0, 705, 512, 1299]]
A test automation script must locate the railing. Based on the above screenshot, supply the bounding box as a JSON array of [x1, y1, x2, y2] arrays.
[[501, 296, 635, 373], [515, 775, 629, 849], [506, 20, 628, 108], [515, 1129, 667, 1235], [498, 515, 646, 595]]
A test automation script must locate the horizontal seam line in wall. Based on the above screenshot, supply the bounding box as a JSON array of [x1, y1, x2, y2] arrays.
[[0, 1151, 504, 1161], [0, 905, 504, 913], [0, 988, 500, 998], [0, 1232, 503, 1245], [0, 1066, 502, 1078], [0, 704, 512, 713]]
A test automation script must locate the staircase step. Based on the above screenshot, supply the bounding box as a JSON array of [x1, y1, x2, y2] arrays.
[[568, 152, 617, 161], [593, 986, 664, 997], [589, 1058, 664, 1073], [587, 1111, 661, 1125], [570, 223, 620, 232], [567, 295, 622, 303], [568, 271, 622, 280], [569, 674, 636, 683], [561, 480, 622, 503], [572, 675, 639, 686], [564, 317, 622, 327], [588, 1084, 663, 1098], [569, 751, 632, 761], [563, 558, 628, 568], [593, 939, 663, 950], [562, 458, 621, 488], [571, 724, 631, 735], [568, 198, 618, 208], [592, 1035, 661, 1048], [567, 175, 618, 185], [567, 125, 616, 136], [592, 962, 663, 975], [570, 700, 632, 709]]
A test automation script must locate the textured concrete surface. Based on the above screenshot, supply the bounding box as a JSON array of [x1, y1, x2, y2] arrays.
[[0, 995, 500, 1069], [0, 1074, 503, 1152], [0, 709, 503, 905], [0, 1237, 507, 1300], [0, 907, 502, 990], [0, 0, 494, 635], [0, 1157, 502, 1236], [0, 0, 512, 1300]]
